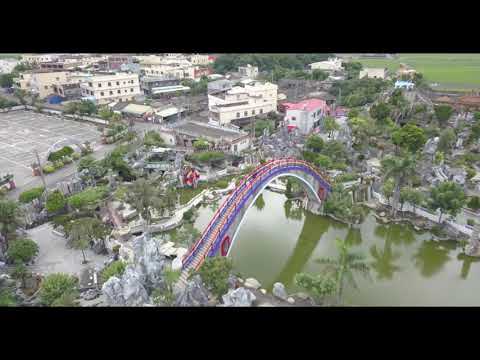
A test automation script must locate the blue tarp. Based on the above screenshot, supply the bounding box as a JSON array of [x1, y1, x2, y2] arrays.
[[48, 95, 64, 104]]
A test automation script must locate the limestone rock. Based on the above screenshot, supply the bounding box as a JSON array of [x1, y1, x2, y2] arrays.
[[272, 282, 288, 301], [244, 277, 261, 290], [222, 287, 256, 307], [81, 289, 100, 301], [175, 275, 210, 307], [260, 288, 267, 295], [102, 266, 150, 306], [287, 297, 295, 304], [227, 274, 239, 289], [171, 256, 183, 271], [133, 234, 168, 289]]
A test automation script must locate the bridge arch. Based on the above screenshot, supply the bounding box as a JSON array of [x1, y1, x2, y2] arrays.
[[179, 158, 332, 283]]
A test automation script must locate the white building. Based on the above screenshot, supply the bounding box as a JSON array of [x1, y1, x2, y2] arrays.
[[359, 68, 388, 79], [238, 64, 258, 79], [80, 73, 141, 104], [141, 63, 195, 80], [208, 81, 278, 126], [21, 54, 60, 65], [0, 59, 19, 74], [309, 57, 343, 72], [283, 98, 331, 135], [189, 54, 214, 66]]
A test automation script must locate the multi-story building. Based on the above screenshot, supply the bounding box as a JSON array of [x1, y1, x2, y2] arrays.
[[238, 64, 258, 79], [14, 70, 70, 99], [189, 54, 214, 66], [107, 55, 133, 70], [359, 68, 388, 79], [140, 77, 181, 95], [208, 80, 278, 126], [80, 73, 141, 104], [309, 57, 343, 72], [21, 54, 59, 65], [283, 98, 331, 135], [141, 63, 195, 79], [52, 82, 83, 101]]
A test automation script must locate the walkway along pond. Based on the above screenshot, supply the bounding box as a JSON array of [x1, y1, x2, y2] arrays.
[[191, 191, 480, 306]]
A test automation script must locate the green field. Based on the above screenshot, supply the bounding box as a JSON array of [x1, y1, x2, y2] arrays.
[[350, 54, 480, 92], [0, 53, 21, 60]]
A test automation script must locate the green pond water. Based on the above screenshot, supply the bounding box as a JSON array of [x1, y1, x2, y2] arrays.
[[193, 191, 480, 306]]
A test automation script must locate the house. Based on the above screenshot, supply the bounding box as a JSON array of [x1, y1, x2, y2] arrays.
[[397, 63, 417, 78], [207, 79, 233, 94], [162, 120, 251, 154], [189, 54, 215, 66], [107, 55, 133, 70], [21, 54, 59, 65], [140, 77, 181, 95], [13, 70, 70, 99], [194, 67, 212, 79], [80, 73, 141, 104], [282, 98, 331, 135], [208, 80, 278, 126], [52, 82, 83, 101], [359, 68, 388, 79], [394, 80, 415, 90], [309, 57, 343, 72], [238, 64, 259, 79]]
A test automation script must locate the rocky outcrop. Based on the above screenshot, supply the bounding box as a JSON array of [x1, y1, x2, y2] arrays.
[[175, 275, 210, 307], [102, 266, 150, 306], [222, 287, 256, 307], [272, 282, 288, 301], [244, 277, 261, 290], [132, 234, 168, 290]]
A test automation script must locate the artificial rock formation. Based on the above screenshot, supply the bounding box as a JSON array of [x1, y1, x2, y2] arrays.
[[175, 275, 210, 307], [222, 287, 256, 307]]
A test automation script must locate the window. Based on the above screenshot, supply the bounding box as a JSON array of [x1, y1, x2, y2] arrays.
[[116, 81, 120, 85], [237, 95, 240, 100], [130, 88, 134, 92], [109, 91, 113, 95], [44, 85, 48, 90], [260, 109, 263, 114], [108, 82, 111, 86], [117, 90, 121, 94], [125, 89, 127, 93], [56, 77, 60, 81], [236, 112, 240, 118], [123, 81, 126, 84], [252, 110, 255, 115], [291, 116, 296, 121], [88, 82, 93, 87], [100, 91, 104, 96], [98, 83, 102, 88], [244, 111, 248, 116]]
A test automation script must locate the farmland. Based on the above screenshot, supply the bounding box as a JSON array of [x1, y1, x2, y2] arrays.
[[348, 54, 480, 92]]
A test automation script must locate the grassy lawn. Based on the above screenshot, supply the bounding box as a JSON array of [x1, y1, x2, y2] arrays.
[[0, 54, 21, 60], [178, 183, 209, 205], [350, 54, 480, 91]]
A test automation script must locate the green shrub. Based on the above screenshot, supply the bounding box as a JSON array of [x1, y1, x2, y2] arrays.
[[0, 288, 16, 307], [466, 167, 476, 180], [46, 190, 66, 213], [468, 196, 480, 211], [43, 164, 55, 174], [68, 186, 108, 210], [213, 179, 229, 189], [39, 273, 78, 306], [72, 152, 81, 160], [112, 245, 121, 254], [197, 257, 233, 298], [182, 208, 195, 222], [53, 160, 64, 170], [7, 238, 39, 263], [467, 219, 476, 227], [101, 261, 126, 283], [19, 187, 45, 204], [63, 156, 73, 164]]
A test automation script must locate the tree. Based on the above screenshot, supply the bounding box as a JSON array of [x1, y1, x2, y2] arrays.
[[152, 268, 181, 306], [98, 106, 114, 120], [39, 273, 78, 306], [101, 260, 126, 283], [311, 69, 328, 81], [434, 151, 444, 165], [400, 187, 425, 215], [437, 128, 456, 153], [314, 154, 332, 169], [0, 73, 15, 88], [294, 272, 336, 304], [143, 130, 165, 148], [67, 217, 109, 263], [370, 102, 391, 125], [323, 140, 347, 163], [382, 178, 395, 205], [0, 199, 23, 248], [19, 186, 45, 204], [323, 116, 340, 139], [67, 186, 108, 211], [391, 123, 427, 154], [429, 181, 466, 223], [434, 105, 453, 126], [305, 135, 324, 153], [45, 190, 66, 214], [468, 196, 480, 211], [14, 89, 27, 105], [193, 138, 210, 151], [7, 238, 39, 264], [125, 179, 165, 232], [381, 154, 417, 216], [254, 119, 274, 137], [315, 238, 370, 304], [197, 256, 233, 299]]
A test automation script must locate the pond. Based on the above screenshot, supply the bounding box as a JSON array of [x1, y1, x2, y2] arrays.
[[192, 191, 480, 306]]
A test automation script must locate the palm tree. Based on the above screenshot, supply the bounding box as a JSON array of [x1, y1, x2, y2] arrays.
[[381, 154, 417, 217], [315, 238, 370, 305], [68, 217, 109, 264]]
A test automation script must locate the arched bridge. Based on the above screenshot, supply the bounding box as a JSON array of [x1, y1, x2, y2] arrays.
[[179, 158, 332, 285]]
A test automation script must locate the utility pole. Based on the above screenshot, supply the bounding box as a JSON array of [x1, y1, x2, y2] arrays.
[[34, 149, 47, 190]]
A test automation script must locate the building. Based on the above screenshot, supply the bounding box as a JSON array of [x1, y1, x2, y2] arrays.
[[140, 77, 181, 95], [208, 81, 278, 126], [238, 64, 258, 79], [359, 68, 388, 79], [14, 70, 70, 99], [80, 73, 141, 104], [141, 63, 195, 80], [39, 62, 67, 71], [189, 54, 214, 66], [309, 57, 343, 72], [283, 98, 331, 135], [397, 63, 417, 78], [21, 54, 59, 65], [208, 79, 233, 94], [52, 82, 83, 101], [194, 67, 212, 79], [107, 55, 133, 70], [162, 120, 251, 154], [394, 80, 415, 90], [0, 59, 19, 74]]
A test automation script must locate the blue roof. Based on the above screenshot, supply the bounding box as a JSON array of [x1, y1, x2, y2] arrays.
[[395, 80, 414, 86]]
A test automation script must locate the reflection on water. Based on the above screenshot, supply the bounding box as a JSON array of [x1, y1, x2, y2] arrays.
[[193, 190, 480, 305]]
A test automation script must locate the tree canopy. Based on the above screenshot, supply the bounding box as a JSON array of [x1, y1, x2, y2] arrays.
[[392, 123, 427, 153], [429, 181, 466, 222]]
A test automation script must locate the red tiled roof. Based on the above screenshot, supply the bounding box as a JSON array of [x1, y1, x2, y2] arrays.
[[283, 98, 329, 112]]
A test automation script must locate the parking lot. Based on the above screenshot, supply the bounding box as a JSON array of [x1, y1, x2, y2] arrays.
[[0, 110, 101, 187]]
